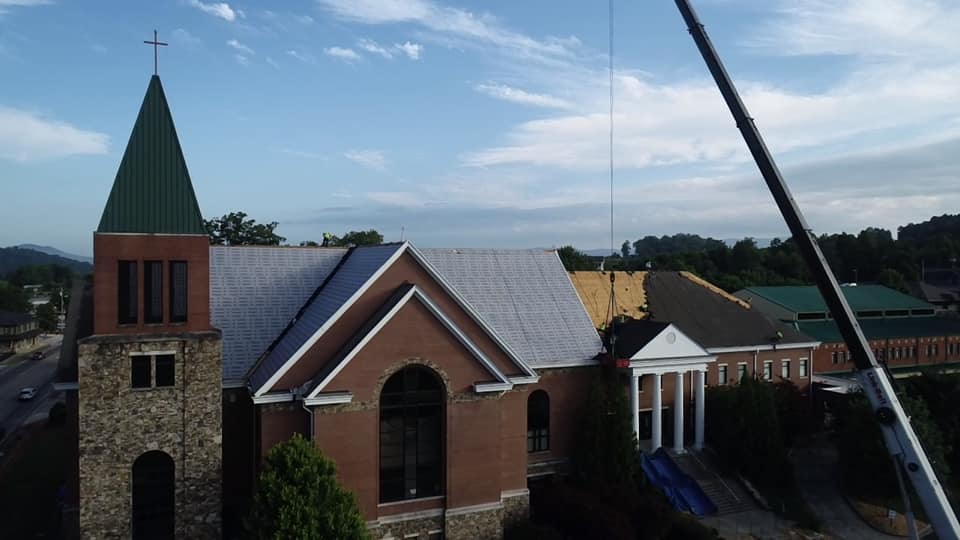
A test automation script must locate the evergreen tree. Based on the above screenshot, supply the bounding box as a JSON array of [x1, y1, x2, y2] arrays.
[[571, 369, 637, 495], [246, 434, 368, 540]]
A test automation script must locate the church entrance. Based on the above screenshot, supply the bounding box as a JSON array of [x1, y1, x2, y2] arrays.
[[132, 450, 175, 540]]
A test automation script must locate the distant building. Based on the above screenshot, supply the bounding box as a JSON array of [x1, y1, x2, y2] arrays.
[[0, 309, 40, 355], [734, 285, 960, 386], [569, 271, 818, 451]]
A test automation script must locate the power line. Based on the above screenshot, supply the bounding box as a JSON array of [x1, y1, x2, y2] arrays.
[[609, 0, 615, 258]]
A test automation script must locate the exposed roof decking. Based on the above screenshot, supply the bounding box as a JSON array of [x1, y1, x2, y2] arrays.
[[568, 271, 647, 328]]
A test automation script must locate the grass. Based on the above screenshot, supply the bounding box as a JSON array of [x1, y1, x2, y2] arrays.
[[0, 423, 67, 539]]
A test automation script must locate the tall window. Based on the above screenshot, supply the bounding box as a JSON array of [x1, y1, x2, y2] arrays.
[[737, 363, 748, 382], [169, 261, 188, 323], [380, 367, 443, 503], [763, 361, 773, 381], [781, 360, 790, 379], [799, 358, 808, 378], [831, 351, 838, 364], [144, 261, 163, 324], [717, 364, 728, 386], [132, 451, 174, 540], [527, 391, 549, 453], [118, 261, 138, 324]]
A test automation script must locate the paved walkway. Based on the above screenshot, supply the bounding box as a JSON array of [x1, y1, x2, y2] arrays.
[[789, 436, 901, 540]]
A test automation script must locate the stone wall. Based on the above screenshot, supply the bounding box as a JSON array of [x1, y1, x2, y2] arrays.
[[500, 490, 529, 530], [368, 510, 444, 539], [444, 504, 503, 540], [77, 332, 222, 539]]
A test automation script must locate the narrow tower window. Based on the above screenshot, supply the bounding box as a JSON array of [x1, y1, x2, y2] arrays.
[[170, 261, 188, 323], [144, 261, 163, 324], [118, 261, 138, 324]]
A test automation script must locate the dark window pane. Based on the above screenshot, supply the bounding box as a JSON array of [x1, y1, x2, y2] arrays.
[[144, 261, 163, 324], [379, 367, 443, 503], [118, 261, 138, 324], [131, 356, 151, 388], [132, 451, 175, 540], [155, 355, 175, 387], [527, 391, 549, 452], [169, 262, 187, 323]]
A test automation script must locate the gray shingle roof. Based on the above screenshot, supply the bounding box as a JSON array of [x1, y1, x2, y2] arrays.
[[210, 246, 350, 381], [247, 243, 405, 392], [420, 248, 602, 367]]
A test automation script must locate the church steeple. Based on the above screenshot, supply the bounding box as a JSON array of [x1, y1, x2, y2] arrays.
[[97, 75, 205, 235]]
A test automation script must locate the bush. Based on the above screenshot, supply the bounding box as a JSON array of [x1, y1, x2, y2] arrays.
[[48, 402, 66, 426], [245, 434, 368, 540]]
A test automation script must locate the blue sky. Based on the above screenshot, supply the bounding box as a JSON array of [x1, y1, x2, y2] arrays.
[[2, 0, 960, 256]]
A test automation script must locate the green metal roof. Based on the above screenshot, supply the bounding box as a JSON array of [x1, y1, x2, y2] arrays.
[[97, 75, 206, 235], [797, 317, 960, 343], [742, 285, 932, 314]]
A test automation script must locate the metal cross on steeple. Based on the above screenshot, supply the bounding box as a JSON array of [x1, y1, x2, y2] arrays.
[[143, 30, 168, 75]]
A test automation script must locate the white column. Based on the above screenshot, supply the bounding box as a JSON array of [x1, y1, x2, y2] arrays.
[[630, 373, 640, 439], [651, 373, 662, 451], [674, 370, 685, 452], [694, 369, 705, 451]]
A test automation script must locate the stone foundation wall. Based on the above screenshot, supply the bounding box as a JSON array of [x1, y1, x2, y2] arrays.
[[369, 511, 444, 539], [500, 490, 529, 530], [77, 333, 222, 540], [445, 504, 504, 540]]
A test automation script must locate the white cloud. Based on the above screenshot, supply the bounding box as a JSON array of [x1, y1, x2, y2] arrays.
[[286, 49, 314, 63], [0, 106, 109, 162], [0, 0, 51, 5], [316, 0, 575, 64], [233, 54, 249, 65], [395, 41, 422, 60], [324, 46, 361, 62], [188, 0, 241, 22], [474, 83, 571, 110], [171, 28, 201, 46], [265, 56, 280, 69], [358, 38, 392, 58], [279, 148, 324, 159], [344, 149, 387, 170], [226, 39, 254, 55]]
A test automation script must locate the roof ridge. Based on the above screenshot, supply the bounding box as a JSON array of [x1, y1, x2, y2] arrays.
[[679, 271, 751, 309]]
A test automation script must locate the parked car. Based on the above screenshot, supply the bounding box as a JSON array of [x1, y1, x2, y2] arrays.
[[32, 351, 44, 360], [18, 388, 37, 401]]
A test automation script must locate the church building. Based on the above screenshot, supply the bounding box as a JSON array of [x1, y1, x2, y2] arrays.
[[56, 74, 609, 539]]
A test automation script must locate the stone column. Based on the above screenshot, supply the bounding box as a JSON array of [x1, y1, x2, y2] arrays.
[[674, 370, 685, 453], [694, 369, 705, 451], [651, 373, 662, 451], [630, 372, 640, 439]]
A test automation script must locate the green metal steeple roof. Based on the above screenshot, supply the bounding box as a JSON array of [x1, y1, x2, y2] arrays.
[[97, 75, 206, 235]]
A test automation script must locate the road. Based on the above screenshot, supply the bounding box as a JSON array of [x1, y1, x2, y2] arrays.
[[0, 336, 62, 441]]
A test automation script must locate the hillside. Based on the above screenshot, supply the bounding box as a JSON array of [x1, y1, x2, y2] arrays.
[[14, 243, 92, 263], [0, 247, 93, 278]]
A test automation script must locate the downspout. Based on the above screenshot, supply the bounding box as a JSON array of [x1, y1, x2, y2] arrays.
[[752, 349, 758, 378], [300, 396, 315, 441]]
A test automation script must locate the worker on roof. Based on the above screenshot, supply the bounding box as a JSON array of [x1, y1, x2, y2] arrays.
[[321, 232, 331, 247]]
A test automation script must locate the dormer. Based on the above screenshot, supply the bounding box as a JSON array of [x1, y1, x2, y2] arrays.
[[92, 75, 211, 336]]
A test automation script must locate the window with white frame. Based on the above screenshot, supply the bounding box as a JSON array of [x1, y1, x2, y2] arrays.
[[763, 360, 773, 381], [718, 364, 728, 386], [799, 358, 808, 378], [737, 363, 748, 382], [781, 360, 790, 379]]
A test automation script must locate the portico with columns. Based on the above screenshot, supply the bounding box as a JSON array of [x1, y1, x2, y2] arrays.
[[613, 320, 716, 453]]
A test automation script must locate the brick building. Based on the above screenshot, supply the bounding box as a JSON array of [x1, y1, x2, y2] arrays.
[[56, 75, 609, 539], [734, 285, 960, 387], [569, 271, 818, 451], [0, 309, 40, 355]]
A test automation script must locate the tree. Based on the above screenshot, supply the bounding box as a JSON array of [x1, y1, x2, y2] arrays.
[[557, 246, 594, 271], [571, 370, 637, 495], [205, 212, 285, 246], [0, 282, 30, 313], [333, 230, 383, 247], [621, 240, 631, 259], [877, 268, 908, 293], [35, 302, 58, 331], [246, 434, 368, 540]]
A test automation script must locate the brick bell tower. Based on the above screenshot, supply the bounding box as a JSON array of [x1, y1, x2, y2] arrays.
[[77, 74, 222, 539]]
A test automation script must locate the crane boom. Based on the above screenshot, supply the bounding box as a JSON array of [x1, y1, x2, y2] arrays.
[[672, 1, 960, 537]]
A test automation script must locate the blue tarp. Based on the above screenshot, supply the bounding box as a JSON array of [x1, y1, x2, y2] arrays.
[[641, 448, 717, 516]]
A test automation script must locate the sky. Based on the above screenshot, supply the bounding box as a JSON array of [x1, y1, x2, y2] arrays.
[[2, 0, 960, 256]]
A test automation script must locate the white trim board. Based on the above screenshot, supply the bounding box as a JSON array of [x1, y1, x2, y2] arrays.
[[255, 242, 538, 397], [307, 285, 521, 398], [706, 342, 820, 354], [252, 391, 295, 404]]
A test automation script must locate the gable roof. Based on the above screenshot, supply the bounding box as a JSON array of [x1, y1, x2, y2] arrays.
[[97, 75, 205, 235], [306, 284, 516, 397], [608, 319, 668, 358], [739, 284, 933, 314], [643, 272, 813, 349], [248, 243, 407, 393], [211, 246, 350, 382], [421, 249, 603, 368]]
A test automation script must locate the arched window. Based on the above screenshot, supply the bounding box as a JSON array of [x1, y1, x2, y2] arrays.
[[527, 390, 549, 453], [380, 366, 443, 503], [132, 450, 175, 540]]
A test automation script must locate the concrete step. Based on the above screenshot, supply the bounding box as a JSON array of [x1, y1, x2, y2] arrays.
[[666, 449, 755, 516]]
